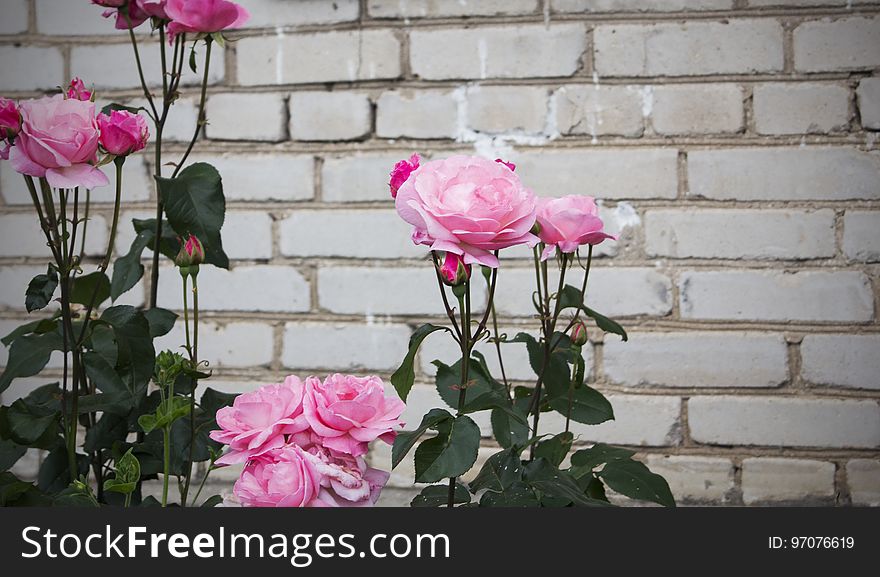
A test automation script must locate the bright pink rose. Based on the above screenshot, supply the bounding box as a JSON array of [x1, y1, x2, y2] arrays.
[[303, 448, 389, 507], [98, 109, 149, 156], [0, 98, 20, 138], [66, 78, 92, 101], [9, 95, 109, 189], [395, 155, 539, 268], [92, 0, 127, 6], [438, 252, 470, 286], [210, 377, 310, 465], [535, 195, 616, 261], [233, 446, 325, 507], [495, 158, 516, 172], [136, 0, 168, 19], [165, 0, 250, 39], [389, 153, 419, 198], [302, 374, 405, 457], [98, 0, 149, 29]]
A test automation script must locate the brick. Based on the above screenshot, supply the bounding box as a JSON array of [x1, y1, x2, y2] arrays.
[[466, 86, 548, 135], [318, 266, 486, 316], [857, 77, 880, 130], [205, 93, 287, 142], [0, 0, 28, 35], [643, 455, 735, 503], [8, 449, 41, 481], [510, 148, 678, 199], [0, 266, 45, 310], [127, 97, 199, 142], [37, 0, 127, 36], [188, 153, 314, 202], [689, 396, 880, 448], [687, 147, 880, 201], [410, 24, 587, 80], [279, 209, 423, 259], [754, 83, 850, 135], [389, 384, 492, 439], [843, 211, 880, 262], [368, 0, 539, 18], [847, 459, 880, 505], [604, 332, 788, 388], [0, 46, 63, 92], [538, 394, 682, 446], [236, 30, 401, 86], [552, 0, 733, 11], [801, 335, 880, 390], [282, 322, 412, 372], [794, 17, 880, 72], [493, 267, 673, 318], [594, 20, 783, 77], [238, 0, 360, 27], [651, 84, 743, 135], [644, 209, 836, 260], [553, 85, 645, 138], [742, 458, 836, 504], [155, 321, 274, 368], [750, 0, 850, 5], [289, 92, 371, 141], [680, 270, 873, 322], [321, 153, 410, 202], [0, 213, 108, 259], [376, 90, 458, 139], [156, 265, 310, 312], [222, 212, 273, 260], [70, 41, 224, 90]]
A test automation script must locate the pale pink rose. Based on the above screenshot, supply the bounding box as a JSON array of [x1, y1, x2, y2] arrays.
[[66, 78, 92, 102], [9, 95, 109, 189], [438, 251, 470, 286], [136, 0, 168, 19], [302, 374, 405, 457], [233, 446, 325, 507], [210, 377, 310, 465], [98, 109, 149, 156], [165, 0, 250, 39], [535, 195, 616, 261], [389, 153, 419, 198], [303, 448, 389, 507], [395, 155, 539, 268], [98, 0, 149, 29]]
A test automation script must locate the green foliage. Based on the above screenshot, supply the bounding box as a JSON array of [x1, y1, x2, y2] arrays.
[[391, 408, 452, 469], [391, 324, 447, 402], [411, 483, 470, 507], [25, 265, 58, 312], [70, 271, 110, 307], [103, 449, 140, 496], [0, 331, 63, 395]]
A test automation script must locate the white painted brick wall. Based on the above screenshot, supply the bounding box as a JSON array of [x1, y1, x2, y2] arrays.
[[289, 91, 371, 141], [321, 153, 410, 202], [553, 85, 645, 137], [237, 0, 360, 27], [858, 77, 880, 130], [206, 93, 287, 142], [753, 83, 851, 135], [188, 153, 314, 202], [843, 211, 880, 262], [0, 46, 64, 92], [155, 321, 274, 368], [466, 86, 549, 135], [283, 322, 412, 372], [376, 90, 458, 139], [0, 213, 108, 258], [643, 455, 735, 503], [0, 0, 28, 35], [368, 0, 540, 18], [742, 458, 836, 504], [801, 335, 880, 390], [793, 17, 880, 72], [222, 212, 274, 260], [846, 459, 880, 505], [552, 0, 733, 11], [650, 84, 744, 135]]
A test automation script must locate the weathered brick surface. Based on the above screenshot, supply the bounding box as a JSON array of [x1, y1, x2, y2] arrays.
[[0, 0, 28, 35], [793, 17, 880, 72], [846, 459, 880, 505], [650, 84, 744, 135], [290, 91, 372, 141], [858, 77, 880, 130], [376, 90, 459, 139], [369, 0, 540, 18], [843, 211, 880, 262], [283, 322, 412, 372], [741, 458, 836, 504], [753, 83, 850, 135], [188, 153, 314, 202], [801, 335, 880, 390], [238, 0, 360, 27], [0, 46, 64, 92], [206, 93, 288, 142], [643, 455, 735, 503], [553, 85, 645, 137]]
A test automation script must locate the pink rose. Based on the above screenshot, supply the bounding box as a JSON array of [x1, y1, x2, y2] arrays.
[[495, 158, 516, 172], [66, 78, 92, 102], [98, 0, 149, 29], [303, 448, 389, 507], [302, 374, 405, 457], [165, 0, 250, 39], [210, 377, 310, 465], [233, 446, 325, 507], [0, 98, 21, 138], [438, 252, 470, 286], [395, 155, 539, 268], [92, 0, 127, 6], [98, 109, 149, 156], [136, 0, 168, 19], [9, 95, 109, 189], [389, 153, 419, 198], [535, 195, 616, 261]]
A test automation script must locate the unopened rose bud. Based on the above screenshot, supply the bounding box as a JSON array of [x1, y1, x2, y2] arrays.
[[98, 109, 149, 156], [438, 252, 470, 287], [389, 153, 420, 198], [530, 220, 542, 236], [0, 98, 20, 139], [176, 234, 205, 268], [66, 77, 92, 101], [571, 321, 588, 347]]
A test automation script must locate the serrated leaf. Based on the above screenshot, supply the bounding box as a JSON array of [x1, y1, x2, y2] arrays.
[[1, 317, 59, 347], [111, 229, 152, 301], [598, 459, 675, 507], [414, 415, 480, 483], [411, 483, 470, 507], [490, 406, 529, 449], [0, 331, 64, 395], [391, 408, 452, 469], [548, 385, 614, 426], [534, 432, 573, 468], [570, 443, 635, 474], [469, 448, 523, 493], [391, 324, 447, 402], [70, 271, 111, 307], [559, 284, 628, 342], [143, 308, 177, 338], [25, 265, 58, 313]]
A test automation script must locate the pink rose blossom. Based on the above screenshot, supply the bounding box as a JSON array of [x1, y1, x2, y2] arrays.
[[535, 195, 616, 261], [438, 252, 470, 286], [165, 0, 250, 39], [9, 95, 109, 189], [303, 448, 389, 507], [66, 78, 92, 102], [395, 155, 539, 268], [136, 0, 168, 19], [302, 374, 405, 457], [210, 376, 310, 465], [0, 98, 20, 138], [389, 153, 419, 198], [98, 109, 149, 156], [92, 0, 127, 6], [98, 0, 149, 29], [233, 446, 325, 507]]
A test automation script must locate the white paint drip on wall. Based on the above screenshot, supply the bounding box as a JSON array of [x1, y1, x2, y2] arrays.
[[613, 201, 641, 230]]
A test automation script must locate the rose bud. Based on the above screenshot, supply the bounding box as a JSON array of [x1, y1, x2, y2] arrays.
[[66, 78, 92, 101], [495, 158, 516, 171], [438, 252, 471, 287], [389, 153, 420, 198], [0, 98, 21, 139], [175, 234, 205, 268], [571, 321, 588, 347], [98, 109, 149, 156]]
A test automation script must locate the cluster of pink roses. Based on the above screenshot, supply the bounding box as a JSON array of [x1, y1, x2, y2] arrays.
[[0, 79, 149, 189], [210, 374, 406, 507], [92, 0, 249, 38], [390, 154, 616, 269]]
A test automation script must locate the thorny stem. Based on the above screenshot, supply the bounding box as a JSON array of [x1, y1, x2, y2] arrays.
[[448, 283, 471, 508], [181, 273, 200, 506], [431, 251, 462, 343]]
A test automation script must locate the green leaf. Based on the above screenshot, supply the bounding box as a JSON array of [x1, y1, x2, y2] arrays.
[[137, 414, 158, 435], [0, 331, 63, 395], [469, 448, 523, 493], [139, 397, 191, 434], [25, 265, 58, 313], [103, 448, 140, 495], [101, 103, 142, 116], [88, 323, 118, 367], [82, 351, 130, 398], [534, 432, 573, 468], [582, 475, 609, 502], [133, 219, 180, 261], [433, 355, 497, 409], [391, 408, 452, 469], [1, 317, 59, 347], [570, 443, 635, 474], [478, 482, 539, 507], [111, 229, 151, 301], [548, 386, 614, 426], [524, 458, 610, 507], [189, 44, 198, 74], [0, 472, 42, 506], [201, 494, 224, 508], [598, 459, 676, 507], [509, 332, 572, 400], [559, 285, 628, 342], [157, 162, 229, 268], [84, 414, 128, 454], [490, 406, 529, 449], [101, 306, 155, 402], [391, 324, 447, 402], [38, 446, 85, 493], [143, 308, 177, 338], [5, 398, 59, 446], [0, 439, 27, 472], [414, 415, 481, 484], [70, 271, 111, 307], [411, 483, 470, 507]]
